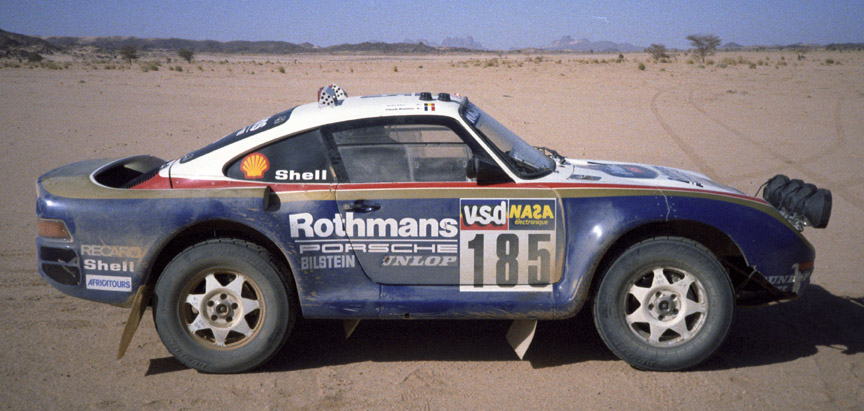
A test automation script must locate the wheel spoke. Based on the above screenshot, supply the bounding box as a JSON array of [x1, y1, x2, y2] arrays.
[[647, 322, 666, 343], [188, 313, 209, 332], [669, 318, 693, 340], [672, 273, 696, 295], [651, 268, 669, 287], [225, 275, 246, 295], [212, 328, 230, 346], [684, 299, 707, 317], [229, 318, 254, 336], [185, 293, 204, 311], [626, 308, 650, 325], [204, 274, 221, 293], [628, 284, 651, 304], [241, 297, 260, 314]]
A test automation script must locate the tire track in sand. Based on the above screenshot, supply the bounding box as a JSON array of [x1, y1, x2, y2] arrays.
[[649, 89, 720, 180], [686, 89, 864, 212]]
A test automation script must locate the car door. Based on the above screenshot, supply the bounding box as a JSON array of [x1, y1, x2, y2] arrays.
[[326, 116, 563, 291], [223, 128, 380, 317]]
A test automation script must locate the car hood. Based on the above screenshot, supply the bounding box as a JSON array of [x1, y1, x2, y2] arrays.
[[541, 158, 746, 196]]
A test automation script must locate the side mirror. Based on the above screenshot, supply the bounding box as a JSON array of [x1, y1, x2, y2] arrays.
[[467, 155, 513, 185]]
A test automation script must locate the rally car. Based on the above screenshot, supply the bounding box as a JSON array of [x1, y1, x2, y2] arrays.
[[36, 85, 831, 373]]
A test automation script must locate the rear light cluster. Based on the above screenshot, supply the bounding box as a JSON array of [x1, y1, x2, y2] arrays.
[[38, 219, 71, 240]]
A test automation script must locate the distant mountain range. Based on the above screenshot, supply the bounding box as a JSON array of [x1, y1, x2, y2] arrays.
[[546, 35, 642, 52], [2, 28, 860, 58], [403, 36, 485, 50]]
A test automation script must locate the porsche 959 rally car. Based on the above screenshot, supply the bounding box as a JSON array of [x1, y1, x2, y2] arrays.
[[36, 85, 831, 373]]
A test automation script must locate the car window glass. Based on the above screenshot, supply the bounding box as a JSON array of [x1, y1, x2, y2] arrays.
[[332, 122, 472, 183], [225, 129, 334, 183]]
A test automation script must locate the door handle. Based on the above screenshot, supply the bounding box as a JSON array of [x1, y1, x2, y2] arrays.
[[343, 200, 381, 213]]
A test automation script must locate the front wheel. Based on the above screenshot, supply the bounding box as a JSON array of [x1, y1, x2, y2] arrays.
[[593, 237, 734, 371], [153, 239, 295, 373]]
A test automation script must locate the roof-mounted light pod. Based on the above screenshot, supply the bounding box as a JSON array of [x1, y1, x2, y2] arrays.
[[438, 93, 451, 102], [419, 92, 433, 101], [318, 84, 348, 107]]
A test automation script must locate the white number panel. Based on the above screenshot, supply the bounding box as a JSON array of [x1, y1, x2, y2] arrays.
[[458, 198, 556, 292]]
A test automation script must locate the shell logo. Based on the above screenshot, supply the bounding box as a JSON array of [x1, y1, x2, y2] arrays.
[[240, 153, 270, 179]]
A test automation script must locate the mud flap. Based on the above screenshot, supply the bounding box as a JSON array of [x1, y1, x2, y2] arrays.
[[506, 319, 537, 360], [343, 319, 360, 339], [117, 285, 151, 360]]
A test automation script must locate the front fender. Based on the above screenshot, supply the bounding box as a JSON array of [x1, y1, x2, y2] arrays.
[[553, 192, 668, 318]]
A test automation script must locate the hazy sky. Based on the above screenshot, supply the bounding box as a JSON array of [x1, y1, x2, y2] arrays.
[[2, 0, 862, 49]]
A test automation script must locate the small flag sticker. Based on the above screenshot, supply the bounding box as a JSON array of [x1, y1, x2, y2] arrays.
[[424, 103, 435, 111]]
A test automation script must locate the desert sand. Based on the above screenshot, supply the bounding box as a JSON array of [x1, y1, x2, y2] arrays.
[[1, 51, 863, 409]]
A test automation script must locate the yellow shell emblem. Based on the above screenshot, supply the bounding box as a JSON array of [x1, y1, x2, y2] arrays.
[[240, 153, 270, 179]]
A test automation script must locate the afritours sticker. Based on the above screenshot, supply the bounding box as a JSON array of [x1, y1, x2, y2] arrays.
[[85, 275, 132, 292]]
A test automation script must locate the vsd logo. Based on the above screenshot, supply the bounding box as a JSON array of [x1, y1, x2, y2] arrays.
[[460, 199, 508, 230]]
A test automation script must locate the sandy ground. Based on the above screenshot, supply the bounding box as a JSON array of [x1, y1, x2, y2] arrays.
[[2, 51, 864, 409]]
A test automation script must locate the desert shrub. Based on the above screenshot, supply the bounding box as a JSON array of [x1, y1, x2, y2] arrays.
[[119, 45, 138, 63], [717, 63, 727, 68], [175, 65, 183, 72], [483, 58, 499, 68], [749, 63, 756, 69], [178, 49, 194, 63], [757, 60, 764, 66], [277, 66, 285, 73], [686, 59, 694, 64], [637, 62, 646, 70], [706, 59, 714, 65], [197, 65, 203, 71], [26, 52, 43, 62], [393, 65, 398, 72], [645, 44, 670, 61], [825, 58, 835, 65], [686, 34, 721, 62]]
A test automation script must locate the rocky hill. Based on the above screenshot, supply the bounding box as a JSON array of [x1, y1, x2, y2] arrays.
[[0, 28, 61, 59]]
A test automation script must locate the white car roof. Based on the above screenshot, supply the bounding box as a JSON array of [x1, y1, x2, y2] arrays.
[[169, 90, 469, 180]]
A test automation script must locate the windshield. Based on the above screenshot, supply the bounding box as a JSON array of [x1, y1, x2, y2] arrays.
[[462, 102, 555, 178]]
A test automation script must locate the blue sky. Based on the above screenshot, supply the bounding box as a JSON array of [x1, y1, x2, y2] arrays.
[[2, 0, 862, 49]]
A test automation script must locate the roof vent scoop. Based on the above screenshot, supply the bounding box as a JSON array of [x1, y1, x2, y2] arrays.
[[318, 84, 348, 107]]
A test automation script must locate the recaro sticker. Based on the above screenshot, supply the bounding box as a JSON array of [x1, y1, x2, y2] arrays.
[[459, 198, 556, 292]]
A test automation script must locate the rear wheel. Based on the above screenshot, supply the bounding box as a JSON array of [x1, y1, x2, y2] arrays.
[[153, 239, 294, 373], [593, 237, 734, 371]]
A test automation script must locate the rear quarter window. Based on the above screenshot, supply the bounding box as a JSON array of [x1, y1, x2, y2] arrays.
[[225, 129, 335, 183]]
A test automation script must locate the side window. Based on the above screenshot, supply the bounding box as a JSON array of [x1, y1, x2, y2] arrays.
[[225, 129, 335, 183], [332, 120, 473, 183]]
